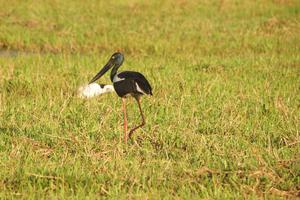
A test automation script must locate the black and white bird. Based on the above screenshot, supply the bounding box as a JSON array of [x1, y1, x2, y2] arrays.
[[89, 52, 152, 143]]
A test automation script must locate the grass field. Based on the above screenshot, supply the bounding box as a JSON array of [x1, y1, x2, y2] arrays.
[[0, 0, 300, 199]]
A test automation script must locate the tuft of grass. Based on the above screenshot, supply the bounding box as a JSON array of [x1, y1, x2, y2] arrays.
[[0, 0, 300, 199]]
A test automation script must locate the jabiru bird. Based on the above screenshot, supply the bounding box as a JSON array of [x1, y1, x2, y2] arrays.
[[89, 52, 152, 143]]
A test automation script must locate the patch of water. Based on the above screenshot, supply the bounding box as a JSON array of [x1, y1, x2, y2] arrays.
[[0, 49, 35, 57], [0, 49, 22, 57]]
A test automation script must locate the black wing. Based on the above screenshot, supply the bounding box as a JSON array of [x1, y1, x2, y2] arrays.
[[118, 71, 153, 95]]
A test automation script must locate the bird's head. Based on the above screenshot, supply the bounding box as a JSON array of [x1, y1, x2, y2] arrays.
[[89, 52, 124, 84], [110, 52, 124, 66]]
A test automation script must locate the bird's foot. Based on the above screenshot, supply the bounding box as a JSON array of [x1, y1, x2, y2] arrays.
[[127, 123, 145, 140], [127, 130, 134, 140]]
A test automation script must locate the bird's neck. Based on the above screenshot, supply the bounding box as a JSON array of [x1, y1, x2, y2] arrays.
[[110, 65, 119, 82]]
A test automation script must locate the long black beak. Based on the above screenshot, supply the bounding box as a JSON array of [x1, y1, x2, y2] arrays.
[[89, 60, 114, 84]]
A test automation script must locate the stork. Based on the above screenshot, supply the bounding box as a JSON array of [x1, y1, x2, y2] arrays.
[[89, 52, 152, 143]]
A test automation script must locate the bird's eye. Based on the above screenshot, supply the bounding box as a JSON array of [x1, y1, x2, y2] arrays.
[[112, 56, 115, 59]]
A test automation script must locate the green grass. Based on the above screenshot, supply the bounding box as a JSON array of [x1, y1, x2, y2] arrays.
[[0, 0, 300, 199]]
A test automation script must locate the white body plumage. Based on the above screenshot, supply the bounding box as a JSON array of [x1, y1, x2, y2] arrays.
[[78, 83, 114, 99]]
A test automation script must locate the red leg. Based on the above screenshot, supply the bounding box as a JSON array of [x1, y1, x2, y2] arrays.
[[122, 98, 128, 144], [128, 96, 145, 139]]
